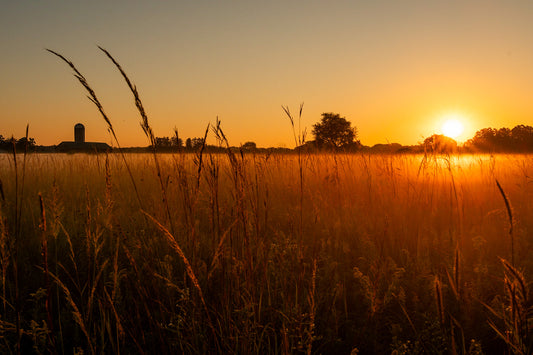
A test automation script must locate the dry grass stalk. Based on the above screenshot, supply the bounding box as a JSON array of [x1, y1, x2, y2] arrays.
[[104, 154, 113, 211], [141, 210, 219, 349], [484, 258, 531, 354], [98, 46, 175, 234], [495, 179, 514, 266], [306, 258, 317, 355], [141, 210, 203, 301], [207, 219, 238, 281], [38, 194, 57, 351], [46, 48, 144, 211], [9, 133, 22, 354], [282, 104, 306, 251], [0, 196, 9, 316], [48, 270, 95, 355], [196, 123, 210, 189], [435, 276, 445, 329], [0, 178, 4, 202]]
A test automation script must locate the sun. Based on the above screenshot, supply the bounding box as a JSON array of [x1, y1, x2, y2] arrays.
[[440, 114, 465, 139]]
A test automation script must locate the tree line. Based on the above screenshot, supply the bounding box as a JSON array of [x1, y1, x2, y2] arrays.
[[0, 135, 36, 151], [3, 115, 533, 153], [465, 125, 533, 152], [419, 125, 533, 153]]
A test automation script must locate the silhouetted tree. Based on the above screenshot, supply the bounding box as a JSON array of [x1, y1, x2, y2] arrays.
[[185, 138, 192, 149], [466, 128, 498, 151], [0, 136, 36, 151], [423, 134, 457, 153], [17, 137, 36, 151], [171, 136, 183, 149], [154, 137, 172, 148], [242, 141, 257, 150], [511, 125, 533, 151], [495, 127, 512, 148], [191, 137, 205, 149], [466, 125, 533, 152], [0, 135, 6, 150], [312, 113, 358, 149]]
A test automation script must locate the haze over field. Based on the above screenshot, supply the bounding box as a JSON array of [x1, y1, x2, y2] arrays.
[[2, 1, 533, 147]]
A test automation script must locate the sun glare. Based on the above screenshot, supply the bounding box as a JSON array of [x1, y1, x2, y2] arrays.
[[440, 114, 465, 139]]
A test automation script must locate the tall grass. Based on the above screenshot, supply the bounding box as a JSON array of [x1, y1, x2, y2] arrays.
[[1, 151, 533, 353], [2, 50, 533, 353]]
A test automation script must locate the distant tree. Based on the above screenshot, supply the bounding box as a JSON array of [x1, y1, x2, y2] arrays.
[[15, 137, 36, 151], [369, 143, 403, 153], [423, 134, 457, 153], [191, 137, 205, 150], [465, 126, 533, 152], [242, 141, 257, 150], [511, 125, 533, 151], [185, 138, 192, 149], [466, 128, 498, 151], [171, 136, 183, 149], [0, 135, 7, 150], [154, 136, 172, 148], [312, 113, 358, 149], [0, 136, 37, 151], [495, 127, 512, 148]]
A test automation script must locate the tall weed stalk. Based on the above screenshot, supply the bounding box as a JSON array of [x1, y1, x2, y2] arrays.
[[46, 49, 143, 212], [98, 47, 175, 235]]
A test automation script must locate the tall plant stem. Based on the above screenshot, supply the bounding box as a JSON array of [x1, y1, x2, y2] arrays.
[[46, 49, 144, 212], [496, 179, 514, 267], [98, 46, 175, 235], [282, 103, 306, 250]]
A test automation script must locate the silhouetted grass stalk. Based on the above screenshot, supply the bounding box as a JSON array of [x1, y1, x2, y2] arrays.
[[38, 193, 57, 352], [46, 49, 144, 212], [98, 46, 175, 235], [141, 210, 219, 350], [282, 104, 306, 249], [485, 258, 531, 354], [10, 136, 21, 355], [496, 179, 514, 266]]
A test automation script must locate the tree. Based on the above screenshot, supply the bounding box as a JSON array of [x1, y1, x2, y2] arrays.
[[0, 135, 7, 150], [312, 113, 357, 148], [191, 137, 205, 149], [154, 136, 171, 148], [511, 125, 533, 151], [465, 125, 533, 152], [171, 136, 183, 149], [242, 141, 256, 150], [466, 128, 498, 151], [423, 134, 457, 153]]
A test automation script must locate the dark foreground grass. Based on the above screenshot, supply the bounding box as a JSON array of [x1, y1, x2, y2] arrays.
[[2, 48, 533, 354], [2, 151, 533, 354]]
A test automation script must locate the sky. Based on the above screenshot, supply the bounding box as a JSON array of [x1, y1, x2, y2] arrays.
[[2, 0, 533, 148]]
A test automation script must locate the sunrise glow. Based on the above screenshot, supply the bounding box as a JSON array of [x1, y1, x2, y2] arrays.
[[440, 114, 465, 140]]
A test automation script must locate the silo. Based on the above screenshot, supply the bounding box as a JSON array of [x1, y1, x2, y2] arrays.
[[74, 123, 85, 143]]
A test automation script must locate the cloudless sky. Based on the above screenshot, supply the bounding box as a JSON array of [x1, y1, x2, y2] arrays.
[[2, 0, 533, 147]]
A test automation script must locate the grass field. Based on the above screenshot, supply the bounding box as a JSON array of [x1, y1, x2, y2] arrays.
[[2, 150, 533, 353]]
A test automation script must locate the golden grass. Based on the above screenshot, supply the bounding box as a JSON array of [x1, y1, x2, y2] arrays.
[[2, 47, 531, 353], [1, 151, 533, 353]]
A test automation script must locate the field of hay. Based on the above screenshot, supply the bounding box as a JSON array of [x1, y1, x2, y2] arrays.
[[1, 151, 533, 354]]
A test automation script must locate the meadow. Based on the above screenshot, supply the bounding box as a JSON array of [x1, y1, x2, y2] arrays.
[[1, 150, 533, 354]]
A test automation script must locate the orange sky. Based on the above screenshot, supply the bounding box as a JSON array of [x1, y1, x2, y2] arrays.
[[2, 1, 533, 148]]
